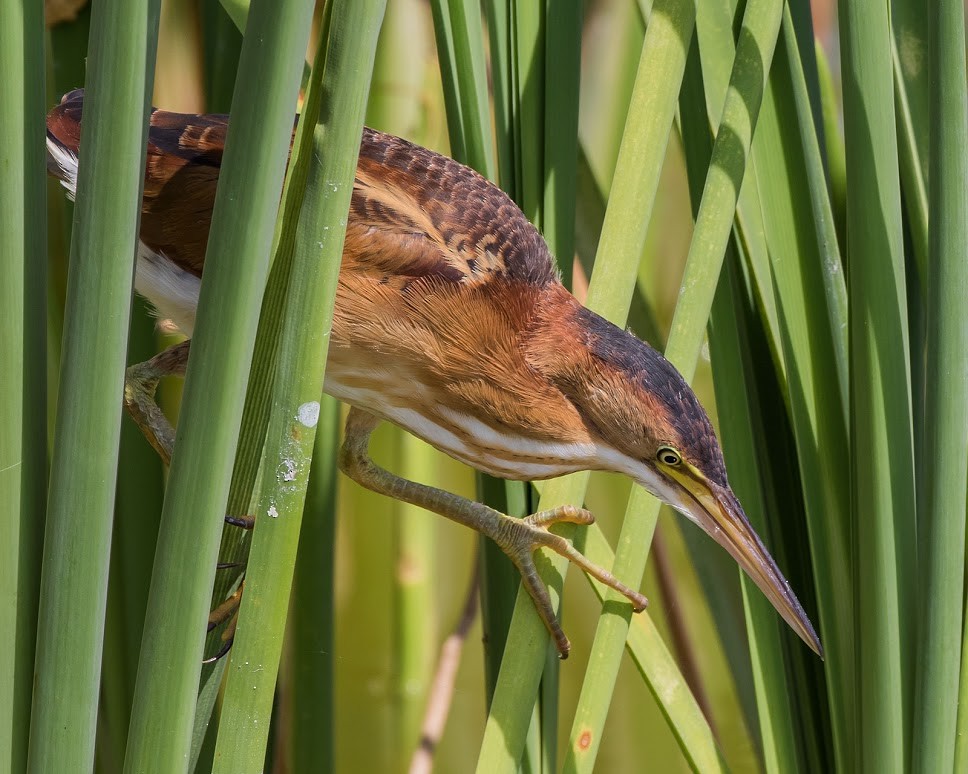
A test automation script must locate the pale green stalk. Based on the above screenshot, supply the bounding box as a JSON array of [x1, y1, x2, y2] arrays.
[[814, 43, 846, 249], [911, 1, 968, 770], [562, 2, 697, 770], [891, 0, 929, 189], [665, 0, 782, 383], [27, 0, 160, 770], [212, 4, 385, 768], [188, 2, 329, 763], [839, 0, 917, 769], [580, 1, 644, 196], [892, 39, 929, 282], [122, 0, 317, 767], [742, 10, 854, 768], [366, 3, 438, 763], [480, 0, 784, 767], [286, 394, 340, 774], [101, 304, 166, 766], [690, 0, 786, 394], [957, 571, 968, 771], [447, 0, 496, 179], [0, 1, 46, 771], [428, 0, 466, 163], [580, 527, 727, 773], [511, 0, 544, 223], [541, 0, 580, 288]]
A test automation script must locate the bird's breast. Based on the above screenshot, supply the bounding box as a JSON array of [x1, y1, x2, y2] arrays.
[[135, 242, 202, 335]]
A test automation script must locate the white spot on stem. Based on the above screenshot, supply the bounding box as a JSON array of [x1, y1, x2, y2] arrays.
[[297, 401, 320, 427]]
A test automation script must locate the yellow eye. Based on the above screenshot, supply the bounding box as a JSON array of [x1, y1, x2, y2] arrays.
[[657, 447, 682, 466]]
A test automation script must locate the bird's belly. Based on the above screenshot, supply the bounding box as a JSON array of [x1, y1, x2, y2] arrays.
[[130, 250, 595, 481], [322, 356, 597, 482], [135, 242, 201, 336]]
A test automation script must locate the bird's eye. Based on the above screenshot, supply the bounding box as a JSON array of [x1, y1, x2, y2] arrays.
[[657, 447, 682, 466]]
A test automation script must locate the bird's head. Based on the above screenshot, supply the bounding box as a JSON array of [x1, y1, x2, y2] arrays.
[[542, 304, 823, 657]]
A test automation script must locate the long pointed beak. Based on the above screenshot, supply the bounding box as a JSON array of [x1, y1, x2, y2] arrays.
[[682, 480, 823, 658]]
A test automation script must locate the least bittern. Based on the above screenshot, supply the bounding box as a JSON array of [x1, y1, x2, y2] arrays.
[[46, 89, 822, 659]]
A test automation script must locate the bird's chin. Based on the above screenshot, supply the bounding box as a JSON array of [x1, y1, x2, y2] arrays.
[[595, 447, 692, 514]]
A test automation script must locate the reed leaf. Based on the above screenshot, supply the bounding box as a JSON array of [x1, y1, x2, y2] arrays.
[[563, 1, 697, 769], [839, 0, 917, 768], [0, 1, 47, 771], [27, 2, 160, 770], [911, 2, 968, 770], [212, 3, 385, 769], [122, 0, 316, 767]]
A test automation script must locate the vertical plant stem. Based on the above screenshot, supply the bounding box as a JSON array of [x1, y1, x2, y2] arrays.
[[839, 0, 917, 769], [122, 0, 316, 767], [541, 0, 580, 288], [708, 257, 801, 774], [563, 1, 696, 770], [211, 2, 385, 769], [286, 395, 340, 774], [737, 9, 853, 767], [366, 3, 439, 763], [0, 1, 47, 770], [911, 1, 968, 770], [27, 0, 160, 770], [448, 0, 497, 179], [481, 0, 786, 767], [511, 0, 544, 223]]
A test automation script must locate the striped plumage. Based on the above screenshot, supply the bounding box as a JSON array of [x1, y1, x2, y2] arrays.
[[46, 89, 710, 485], [46, 89, 822, 658]]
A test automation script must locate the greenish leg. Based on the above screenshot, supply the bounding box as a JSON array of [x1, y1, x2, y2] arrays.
[[123, 339, 250, 661], [338, 407, 649, 658], [122, 339, 191, 465]]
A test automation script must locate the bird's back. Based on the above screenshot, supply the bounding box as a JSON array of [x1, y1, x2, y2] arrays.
[[46, 90, 594, 478], [45, 89, 559, 289]]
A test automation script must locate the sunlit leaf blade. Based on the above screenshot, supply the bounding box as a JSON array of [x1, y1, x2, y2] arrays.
[[911, 2, 968, 771], [839, 0, 918, 768], [28, 1, 160, 770]]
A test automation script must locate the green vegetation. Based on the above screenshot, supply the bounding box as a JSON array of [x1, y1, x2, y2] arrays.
[[3, 0, 964, 771]]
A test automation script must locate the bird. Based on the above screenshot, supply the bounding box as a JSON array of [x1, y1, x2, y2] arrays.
[[46, 88, 822, 659]]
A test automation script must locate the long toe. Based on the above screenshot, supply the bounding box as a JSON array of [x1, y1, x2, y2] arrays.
[[517, 518, 649, 613], [525, 504, 595, 529], [511, 549, 571, 658]]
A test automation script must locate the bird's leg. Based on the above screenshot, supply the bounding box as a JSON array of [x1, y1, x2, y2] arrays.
[[338, 407, 648, 658], [123, 339, 255, 529], [123, 339, 191, 466], [124, 339, 252, 663], [204, 581, 244, 663]]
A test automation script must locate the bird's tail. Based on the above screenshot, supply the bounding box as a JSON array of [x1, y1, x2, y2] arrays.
[[46, 88, 85, 199]]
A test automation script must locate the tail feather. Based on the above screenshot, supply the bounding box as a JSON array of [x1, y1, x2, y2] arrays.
[[46, 88, 85, 198]]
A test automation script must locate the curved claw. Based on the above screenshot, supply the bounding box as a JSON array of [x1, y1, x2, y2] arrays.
[[205, 580, 243, 662], [498, 506, 648, 658], [202, 636, 234, 664]]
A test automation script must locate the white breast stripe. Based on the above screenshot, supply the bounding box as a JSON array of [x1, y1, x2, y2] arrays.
[[326, 377, 599, 480], [47, 137, 79, 198], [134, 243, 201, 336], [437, 406, 597, 465]]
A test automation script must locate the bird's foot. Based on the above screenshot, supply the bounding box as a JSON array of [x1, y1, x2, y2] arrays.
[[122, 339, 190, 465], [493, 504, 648, 659], [203, 514, 254, 662], [204, 581, 244, 663]]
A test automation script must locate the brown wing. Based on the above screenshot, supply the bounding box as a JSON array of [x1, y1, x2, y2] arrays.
[[46, 89, 224, 276], [345, 129, 558, 288], [140, 110, 227, 276], [47, 90, 560, 288]]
